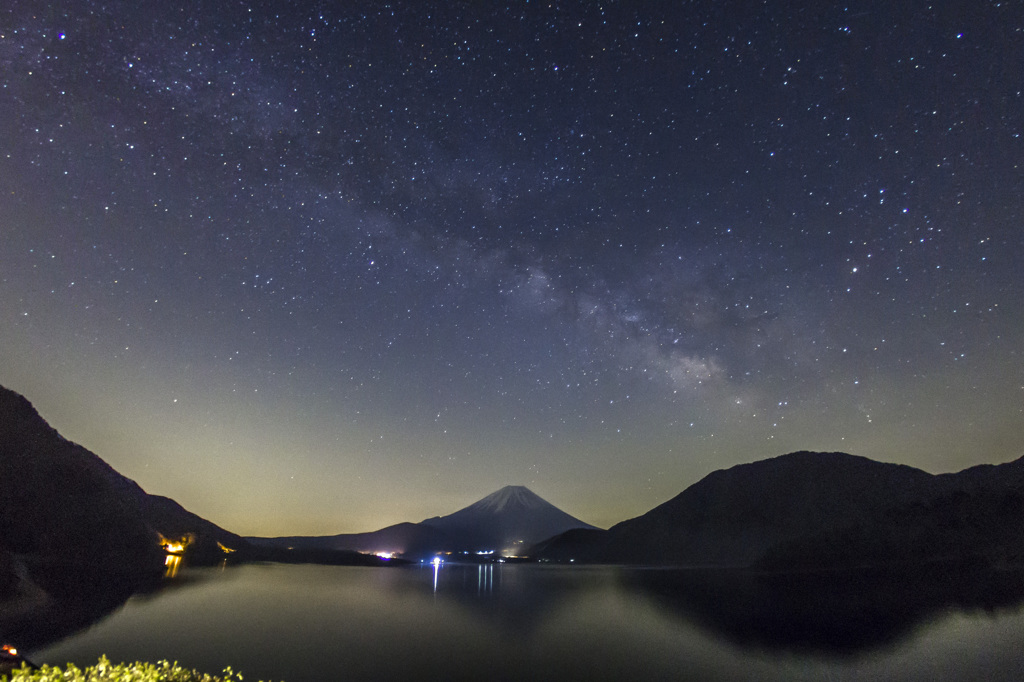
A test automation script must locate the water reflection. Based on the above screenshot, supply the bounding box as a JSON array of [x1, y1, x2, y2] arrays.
[[624, 562, 1024, 655], [477, 564, 495, 595], [0, 563, 162, 653], [405, 559, 1024, 659], [163, 555, 182, 579], [19, 561, 1024, 682]]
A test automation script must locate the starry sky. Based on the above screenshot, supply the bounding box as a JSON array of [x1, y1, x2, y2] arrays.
[[2, 1, 1022, 536]]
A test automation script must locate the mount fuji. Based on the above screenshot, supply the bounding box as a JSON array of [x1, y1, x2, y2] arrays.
[[249, 485, 597, 558], [419, 485, 597, 555]]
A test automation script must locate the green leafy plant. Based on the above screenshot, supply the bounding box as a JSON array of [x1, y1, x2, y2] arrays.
[[2, 656, 277, 681]]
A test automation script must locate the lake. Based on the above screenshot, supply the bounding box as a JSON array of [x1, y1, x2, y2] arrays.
[[27, 561, 1024, 681]]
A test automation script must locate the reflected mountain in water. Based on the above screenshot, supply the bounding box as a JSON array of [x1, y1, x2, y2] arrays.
[[625, 562, 1024, 655], [415, 559, 1024, 657], [2, 553, 243, 653], [29, 561, 1024, 682], [408, 561, 612, 636], [0, 562, 157, 651]]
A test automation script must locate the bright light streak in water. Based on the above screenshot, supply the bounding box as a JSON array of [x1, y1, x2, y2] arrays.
[[164, 554, 182, 578], [477, 564, 494, 595], [432, 556, 441, 592]]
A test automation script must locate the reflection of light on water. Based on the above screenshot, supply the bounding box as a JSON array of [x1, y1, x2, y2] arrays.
[[477, 564, 494, 595], [432, 557, 442, 593], [164, 554, 182, 578]]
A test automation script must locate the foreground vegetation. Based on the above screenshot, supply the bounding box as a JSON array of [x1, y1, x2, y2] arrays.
[[2, 656, 276, 682]]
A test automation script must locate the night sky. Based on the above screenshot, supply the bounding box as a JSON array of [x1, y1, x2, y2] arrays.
[[2, 1, 1022, 536]]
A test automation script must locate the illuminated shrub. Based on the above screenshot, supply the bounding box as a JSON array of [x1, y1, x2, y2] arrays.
[[3, 656, 276, 681]]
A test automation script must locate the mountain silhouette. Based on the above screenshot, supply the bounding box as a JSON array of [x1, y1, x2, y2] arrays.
[[0, 382, 252, 635], [535, 451, 1024, 568], [250, 485, 596, 558], [420, 485, 597, 554]]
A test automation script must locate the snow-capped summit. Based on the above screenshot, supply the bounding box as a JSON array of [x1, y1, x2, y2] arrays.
[[419, 485, 597, 554], [466, 485, 548, 514]]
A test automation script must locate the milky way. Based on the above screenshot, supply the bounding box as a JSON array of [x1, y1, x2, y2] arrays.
[[1, 1, 1022, 534]]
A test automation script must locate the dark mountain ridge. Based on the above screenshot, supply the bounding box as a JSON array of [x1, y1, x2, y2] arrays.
[[0, 385, 250, 607], [536, 451, 1024, 567], [6, 379, 1021, 580], [248, 521, 457, 557]]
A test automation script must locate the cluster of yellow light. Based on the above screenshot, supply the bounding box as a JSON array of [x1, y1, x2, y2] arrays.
[[217, 542, 236, 554], [159, 533, 194, 555]]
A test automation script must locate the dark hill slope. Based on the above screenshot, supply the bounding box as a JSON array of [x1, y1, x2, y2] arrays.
[[139, 494, 249, 562], [605, 452, 936, 566], [0, 386, 160, 568], [537, 451, 1024, 568], [0, 385, 249, 572], [757, 455, 1024, 569]]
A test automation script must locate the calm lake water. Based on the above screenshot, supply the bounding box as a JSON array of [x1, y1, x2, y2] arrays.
[[30, 562, 1024, 681]]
